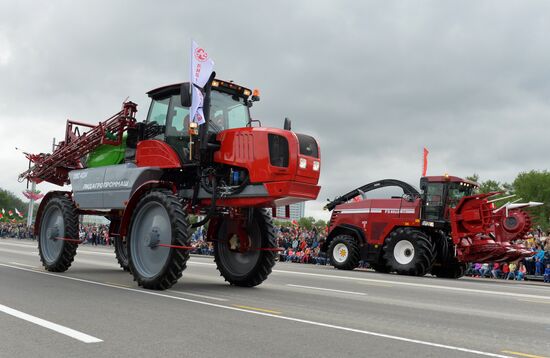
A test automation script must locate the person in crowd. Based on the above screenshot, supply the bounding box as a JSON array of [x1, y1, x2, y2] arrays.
[[480, 263, 491, 278], [535, 257, 544, 276], [507, 262, 517, 280], [491, 262, 502, 279], [501, 262, 509, 280], [472, 263, 482, 277], [515, 262, 526, 281], [544, 264, 550, 283]]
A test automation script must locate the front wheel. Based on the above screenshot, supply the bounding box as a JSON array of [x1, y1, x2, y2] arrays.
[[382, 228, 434, 276], [214, 209, 276, 287], [127, 190, 190, 290], [38, 194, 79, 272], [328, 235, 360, 270]]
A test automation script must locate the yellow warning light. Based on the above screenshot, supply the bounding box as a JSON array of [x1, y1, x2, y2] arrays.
[[212, 80, 219, 87], [253, 88, 260, 97], [243, 89, 251, 96], [188, 122, 199, 135]]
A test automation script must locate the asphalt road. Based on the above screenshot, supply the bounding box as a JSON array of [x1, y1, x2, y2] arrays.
[[1, 238, 549, 358]]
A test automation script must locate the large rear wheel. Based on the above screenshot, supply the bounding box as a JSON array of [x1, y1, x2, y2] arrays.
[[328, 235, 360, 270], [127, 190, 190, 290], [382, 227, 434, 276], [214, 209, 276, 287], [38, 195, 79, 272]]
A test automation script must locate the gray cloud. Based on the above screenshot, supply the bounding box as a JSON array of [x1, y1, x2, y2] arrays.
[[1, 0, 550, 220]]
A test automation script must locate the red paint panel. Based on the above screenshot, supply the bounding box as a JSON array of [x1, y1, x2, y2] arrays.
[[136, 140, 181, 168]]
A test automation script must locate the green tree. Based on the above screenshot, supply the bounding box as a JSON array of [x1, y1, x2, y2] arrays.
[[0, 188, 28, 221], [465, 174, 480, 183], [512, 170, 550, 229], [298, 217, 315, 230]]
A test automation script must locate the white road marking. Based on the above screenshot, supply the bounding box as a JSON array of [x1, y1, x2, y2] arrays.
[[287, 284, 366, 296], [0, 247, 38, 256], [167, 290, 228, 302], [188, 261, 216, 266], [0, 263, 516, 358], [0, 241, 36, 248], [272, 269, 550, 301], [0, 303, 102, 343], [9, 262, 37, 269]]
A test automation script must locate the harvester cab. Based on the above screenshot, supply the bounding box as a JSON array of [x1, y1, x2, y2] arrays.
[[419, 175, 478, 224]]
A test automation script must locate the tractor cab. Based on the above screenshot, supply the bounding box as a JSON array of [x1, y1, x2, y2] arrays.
[[420, 175, 478, 223], [144, 79, 256, 163]]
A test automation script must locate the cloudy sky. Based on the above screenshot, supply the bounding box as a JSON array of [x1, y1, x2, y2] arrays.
[[1, 1, 549, 220]]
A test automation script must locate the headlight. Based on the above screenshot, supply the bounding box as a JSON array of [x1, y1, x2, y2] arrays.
[[299, 158, 307, 169], [313, 161, 320, 171]]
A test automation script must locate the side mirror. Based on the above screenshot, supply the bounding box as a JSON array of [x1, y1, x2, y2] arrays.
[[283, 117, 292, 130], [180, 83, 191, 107]]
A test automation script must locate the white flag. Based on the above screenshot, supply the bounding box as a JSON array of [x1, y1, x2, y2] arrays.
[[190, 40, 214, 125]]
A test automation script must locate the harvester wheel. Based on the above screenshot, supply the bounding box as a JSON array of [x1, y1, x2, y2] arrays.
[[328, 235, 360, 270], [431, 263, 466, 279], [38, 195, 79, 272], [127, 190, 190, 290], [114, 236, 129, 271], [214, 209, 276, 287], [382, 228, 434, 276]]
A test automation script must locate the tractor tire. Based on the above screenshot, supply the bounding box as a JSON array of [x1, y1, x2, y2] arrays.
[[114, 236, 129, 271], [127, 190, 190, 290], [38, 195, 79, 272], [110, 219, 128, 271], [382, 227, 434, 276], [431, 263, 466, 279], [214, 208, 276, 287], [328, 235, 360, 270]]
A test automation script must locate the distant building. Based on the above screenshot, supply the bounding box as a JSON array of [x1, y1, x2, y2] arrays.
[[275, 202, 305, 221], [80, 215, 109, 225]]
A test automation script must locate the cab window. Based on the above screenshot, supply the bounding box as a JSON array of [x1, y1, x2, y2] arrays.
[[166, 95, 190, 136], [147, 97, 170, 125]]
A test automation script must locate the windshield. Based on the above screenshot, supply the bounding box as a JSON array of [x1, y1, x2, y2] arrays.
[[447, 182, 474, 208], [209, 91, 250, 131]]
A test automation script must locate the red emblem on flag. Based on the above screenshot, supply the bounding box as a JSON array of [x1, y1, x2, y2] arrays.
[[194, 47, 208, 62]]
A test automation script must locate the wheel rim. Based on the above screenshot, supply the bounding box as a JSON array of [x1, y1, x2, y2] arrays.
[[217, 218, 261, 277], [130, 201, 172, 279], [40, 205, 65, 264], [332, 243, 349, 263], [394, 240, 415, 265]]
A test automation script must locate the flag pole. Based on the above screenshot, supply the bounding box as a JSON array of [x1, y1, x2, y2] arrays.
[[26, 181, 36, 228]]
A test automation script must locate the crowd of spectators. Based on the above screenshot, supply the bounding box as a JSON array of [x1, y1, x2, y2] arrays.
[[79, 224, 111, 245], [275, 225, 329, 265], [0, 223, 33, 239]]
